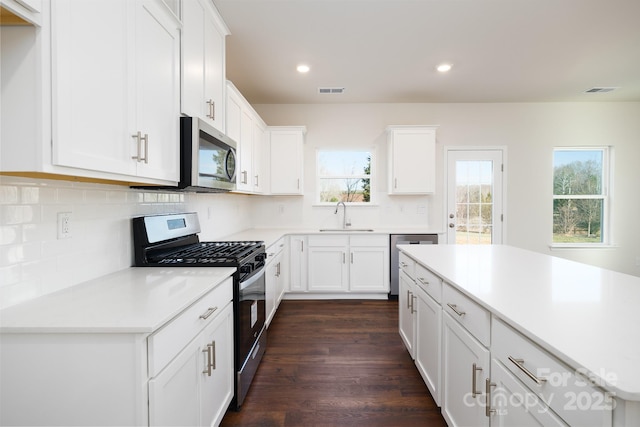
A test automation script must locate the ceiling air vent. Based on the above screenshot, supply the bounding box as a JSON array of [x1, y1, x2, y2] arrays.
[[585, 87, 618, 93], [318, 87, 345, 94]]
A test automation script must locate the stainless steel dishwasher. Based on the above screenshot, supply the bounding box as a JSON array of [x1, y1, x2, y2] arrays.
[[389, 234, 438, 298]]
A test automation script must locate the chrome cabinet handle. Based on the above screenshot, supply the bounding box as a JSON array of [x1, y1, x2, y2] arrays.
[[472, 363, 483, 398], [206, 99, 215, 119], [447, 303, 466, 317], [199, 306, 218, 320], [202, 341, 216, 376], [508, 356, 547, 385], [400, 262, 407, 268], [255, 174, 259, 187], [406, 290, 412, 309], [131, 132, 148, 163], [242, 170, 248, 184], [417, 277, 428, 285], [350, 252, 354, 264], [410, 294, 417, 314], [141, 133, 148, 163], [394, 178, 398, 189], [202, 343, 212, 376], [486, 379, 496, 416]]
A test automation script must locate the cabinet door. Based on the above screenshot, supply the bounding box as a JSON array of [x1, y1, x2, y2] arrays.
[[349, 246, 389, 292], [252, 121, 265, 193], [289, 236, 307, 292], [442, 312, 490, 427], [148, 331, 201, 426], [134, 0, 180, 182], [308, 246, 348, 292], [415, 285, 442, 406], [398, 270, 416, 358], [200, 304, 234, 427], [236, 108, 254, 192], [269, 129, 305, 195], [51, 0, 136, 176], [489, 359, 567, 427], [388, 127, 436, 194], [149, 303, 233, 427], [265, 256, 278, 327], [203, 8, 226, 133], [180, 0, 205, 118]]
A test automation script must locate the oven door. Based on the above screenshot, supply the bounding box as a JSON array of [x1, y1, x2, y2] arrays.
[[237, 264, 266, 365]]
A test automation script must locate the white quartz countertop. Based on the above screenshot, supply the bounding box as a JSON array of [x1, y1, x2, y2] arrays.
[[218, 227, 443, 249], [397, 244, 640, 401], [0, 267, 236, 334]]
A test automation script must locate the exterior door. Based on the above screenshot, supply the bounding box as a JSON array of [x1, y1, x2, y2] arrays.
[[446, 149, 504, 244]]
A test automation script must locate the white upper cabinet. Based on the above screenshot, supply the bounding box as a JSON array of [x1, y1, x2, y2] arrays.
[[181, 0, 228, 133], [226, 81, 266, 194], [387, 125, 438, 194], [52, 0, 180, 183], [268, 126, 306, 195], [1, 0, 181, 185]]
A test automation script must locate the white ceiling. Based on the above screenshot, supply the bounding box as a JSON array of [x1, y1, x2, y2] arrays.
[[212, 0, 640, 105]]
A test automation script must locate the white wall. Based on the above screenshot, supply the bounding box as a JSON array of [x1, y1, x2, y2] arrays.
[[253, 102, 640, 276], [0, 176, 253, 309]]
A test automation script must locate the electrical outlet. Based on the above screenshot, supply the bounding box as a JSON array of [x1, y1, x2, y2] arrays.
[[57, 212, 72, 239]]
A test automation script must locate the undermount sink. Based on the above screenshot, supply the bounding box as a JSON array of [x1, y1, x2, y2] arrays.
[[319, 228, 375, 232]]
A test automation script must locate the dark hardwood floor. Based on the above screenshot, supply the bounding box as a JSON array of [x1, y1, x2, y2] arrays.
[[220, 299, 447, 427]]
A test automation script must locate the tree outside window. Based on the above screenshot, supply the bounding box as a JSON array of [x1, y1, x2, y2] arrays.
[[553, 148, 609, 244], [317, 150, 372, 203]]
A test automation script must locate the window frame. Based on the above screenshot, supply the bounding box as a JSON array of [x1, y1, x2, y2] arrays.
[[551, 146, 612, 248], [315, 148, 376, 206]]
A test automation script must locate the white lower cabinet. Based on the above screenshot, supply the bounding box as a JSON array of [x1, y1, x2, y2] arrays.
[[0, 275, 234, 427], [305, 234, 389, 295], [399, 269, 416, 358], [149, 302, 233, 427], [265, 237, 286, 327], [288, 235, 308, 292], [442, 311, 490, 427], [415, 283, 442, 406]]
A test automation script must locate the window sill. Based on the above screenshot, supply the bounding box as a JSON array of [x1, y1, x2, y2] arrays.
[[548, 243, 617, 250]]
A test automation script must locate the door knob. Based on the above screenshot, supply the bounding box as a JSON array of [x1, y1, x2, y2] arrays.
[[449, 223, 455, 228], [449, 213, 455, 219]]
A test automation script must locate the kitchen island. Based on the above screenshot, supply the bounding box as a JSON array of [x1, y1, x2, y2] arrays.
[[398, 244, 640, 426]]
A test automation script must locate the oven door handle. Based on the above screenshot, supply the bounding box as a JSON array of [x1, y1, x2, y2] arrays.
[[239, 265, 265, 291]]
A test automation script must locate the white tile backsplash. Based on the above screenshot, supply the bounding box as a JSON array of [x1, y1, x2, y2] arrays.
[[0, 176, 254, 309]]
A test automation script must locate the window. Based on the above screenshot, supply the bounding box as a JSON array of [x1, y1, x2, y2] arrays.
[[552, 147, 610, 245], [316, 150, 373, 204]]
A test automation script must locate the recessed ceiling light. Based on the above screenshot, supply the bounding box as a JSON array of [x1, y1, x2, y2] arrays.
[[436, 63, 452, 73], [297, 64, 310, 73]]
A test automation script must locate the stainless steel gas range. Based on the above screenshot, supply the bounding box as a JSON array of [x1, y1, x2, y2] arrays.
[[132, 212, 266, 410]]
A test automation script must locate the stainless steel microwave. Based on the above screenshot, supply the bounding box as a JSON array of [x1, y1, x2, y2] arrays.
[[131, 117, 237, 193], [178, 116, 237, 192]]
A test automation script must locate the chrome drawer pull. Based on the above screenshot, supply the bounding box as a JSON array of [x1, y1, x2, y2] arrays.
[[471, 363, 482, 398], [486, 379, 496, 416], [417, 277, 429, 285], [508, 356, 547, 385], [202, 343, 212, 376], [199, 306, 218, 320], [447, 303, 465, 317]]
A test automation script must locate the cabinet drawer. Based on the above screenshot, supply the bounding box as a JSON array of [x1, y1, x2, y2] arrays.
[[148, 277, 233, 377], [266, 237, 285, 260], [442, 283, 490, 346], [414, 263, 442, 303], [308, 235, 349, 247], [492, 318, 613, 427], [399, 251, 416, 278]]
